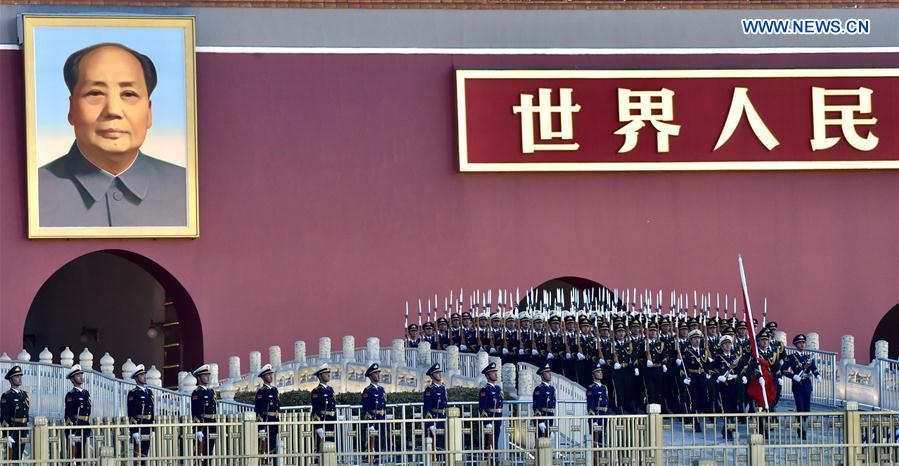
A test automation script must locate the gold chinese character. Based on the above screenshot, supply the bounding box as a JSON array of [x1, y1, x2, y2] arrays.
[[614, 88, 681, 153], [810, 87, 878, 152], [512, 88, 581, 154], [713, 87, 780, 151]]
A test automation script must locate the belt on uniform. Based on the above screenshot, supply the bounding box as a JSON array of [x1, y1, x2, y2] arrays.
[[430, 409, 446, 414], [73, 415, 90, 422], [371, 410, 386, 415], [264, 412, 280, 418], [135, 415, 152, 420], [12, 417, 28, 423], [687, 369, 704, 375], [321, 411, 336, 416], [540, 408, 555, 414], [486, 409, 502, 414], [201, 414, 217, 419]]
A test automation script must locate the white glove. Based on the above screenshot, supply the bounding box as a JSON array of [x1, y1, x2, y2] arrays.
[[428, 425, 436, 435], [489, 348, 497, 355], [538, 422, 546, 433], [705, 374, 711, 380], [592, 422, 600, 429], [646, 360, 654, 368], [577, 353, 586, 361], [683, 378, 691, 385], [369, 426, 376, 432], [816, 374, 822, 382], [676, 359, 683, 366], [196, 431, 204, 442], [316, 428, 325, 439], [599, 359, 606, 366], [717, 375, 726, 384], [546, 353, 554, 360], [531, 349, 539, 356], [793, 375, 802, 382], [634, 368, 640, 376], [742, 376, 748, 385], [132, 432, 141, 443], [519, 349, 525, 356], [502, 348, 509, 355], [614, 363, 622, 370], [707, 357, 714, 363], [564, 353, 572, 360], [460, 344, 468, 351], [6, 436, 15, 447], [662, 365, 668, 373], [759, 377, 766, 386]]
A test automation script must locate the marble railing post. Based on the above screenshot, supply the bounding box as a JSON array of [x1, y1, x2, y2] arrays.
[[100, 353, 115, 376], [294, 340, 307, 366], [501, 363, 516, 397], [842, 335, 856, 366], [146, 366, 162, 387], [60, 347, 74, 367], [0, 353, 10, 361], [476, 352, 489, 383], [269, 346, 282, 369], [875, 340, 889, 360], [418, 341, 432, 367], [446, 346, 460, 379], [229, 356, 241, 380], [806, 332, 820, 350], [39, 348, 53, 365], [210, 363, 220, 387], [79, 349, 93, 370], [367, 337, 380, 363], [343, 336, 355, 363], [179, 371, 197, 394], [319, 337, 332, 361], [16, 349, 31, 362], [392, 339, 405, 366], [121, 359, 137, 380], [249, 351, 262, 376], [774, 331, 787, 348], [220, 379, 236, 401]]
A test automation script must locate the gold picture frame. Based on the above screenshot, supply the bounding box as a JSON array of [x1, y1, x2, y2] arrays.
[[23, 15, 198, 238]]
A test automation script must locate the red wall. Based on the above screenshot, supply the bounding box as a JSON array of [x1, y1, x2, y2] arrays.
[[1, 50, 897, 365]]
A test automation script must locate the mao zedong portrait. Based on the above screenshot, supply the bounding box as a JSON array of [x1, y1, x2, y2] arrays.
[[38, 43, 186, 227]]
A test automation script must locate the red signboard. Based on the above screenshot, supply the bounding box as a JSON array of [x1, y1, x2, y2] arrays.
[[456, 69, 899, 171]]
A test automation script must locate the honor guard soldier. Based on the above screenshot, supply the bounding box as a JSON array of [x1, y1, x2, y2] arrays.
[[311, 364, 336, 450], [64, 364, 91, 461], [757, 331, 783, 408], [436, 318, 452, 350], [530, 317, 547, 366], [477, 316, 491, 354], [478, 363, 503, 451], [504, 316, 520, 364], [461, 313, 478, 353], [127, 364, 154, 463], [546, 316, 565, 374], [489, 315, 505, 357], [644, 322, 669, 408], [712, 335, 747, 439], [533, 363, 556, 438], [576, 317, 594, 387], [1, 366, 29, 461], [362, 363, 387, 459], [191, 365, 217, 464], [586, 363, 609, 462], [612, 323, 639, 414], [406, 324, 421, 348], [450, 313, 463, 347], [254, 364, 280, 462], [682, 330, 708, 432], [423, 364, 448, 449], [422, 322, 439, 349], [783, 334, 820, 439], [561, 316, 579, 381]]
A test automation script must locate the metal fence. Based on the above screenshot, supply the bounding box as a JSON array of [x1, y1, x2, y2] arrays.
[[3, 406, 897, 465], [780, 346, 838, 407], [878, 358, 899, 411]]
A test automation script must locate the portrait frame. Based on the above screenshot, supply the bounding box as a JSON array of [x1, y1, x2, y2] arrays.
[[23, 15, 199, 238]]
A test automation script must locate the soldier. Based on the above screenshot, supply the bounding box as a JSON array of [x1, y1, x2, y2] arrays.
[[586, 362, 609, 463], [734, 321, 752, 413], [311, 364, 336, 450], [518, 316, 534, 365], [612, 323, 638, 414], [64, 364, 91, 461], [423, 364, 448, 449], [489, 315, 505, 358], [478, 362, 503, 452], [362, 363, 387, 462], [450, 313, 463, 347], [596, 321, 616, 412], [436, 318, 452, 350], [191, 364, 217, 464], [757, 331, 783, 409], [1, 366, 29, 461], [533, 363, 556, 438], [254, 364, 280, 463], [422, 322, 438, 349], [461, 313, 478, 353], [406, 324, 422, 348], [546, 316, 565, 374], [712, 335, 747, 440], [504, 316, 520, 365], [783, 334, 820, 439], [530, 317, 547, 366], [477, 316, 492, 354], [127, 364, 154, 464], [644, 322, 669, 409], [561, 316, 579, 381], [682, 330, 708, 432], [578, 317, 598, 387]]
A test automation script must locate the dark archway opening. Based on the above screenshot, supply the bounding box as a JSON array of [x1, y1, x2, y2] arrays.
[[23, 250, 202, 389], [870, 302, 899, 361], [517, 276, 622, 311]]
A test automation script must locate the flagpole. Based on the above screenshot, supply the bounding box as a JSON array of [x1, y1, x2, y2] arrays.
[[738, 254, 769, 410]]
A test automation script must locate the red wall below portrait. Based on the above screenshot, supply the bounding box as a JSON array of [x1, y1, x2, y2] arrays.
[[0, 50, 896, 366]]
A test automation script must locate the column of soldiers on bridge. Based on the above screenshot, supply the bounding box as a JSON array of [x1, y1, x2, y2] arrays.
[[405, 291, 822, 439]]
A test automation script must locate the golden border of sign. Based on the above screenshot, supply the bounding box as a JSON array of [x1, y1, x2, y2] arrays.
[[456, 68, 899, 172], [23, 15, 199, 239]]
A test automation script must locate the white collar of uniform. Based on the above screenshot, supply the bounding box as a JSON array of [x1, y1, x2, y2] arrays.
[[541, 381, 551, 387], [319, 383, 329, 389], [73, 386, 83, 391], [11, 387, 20, 393], [486, 381, 496, 388], [263, 383, 273, 389], [198, 384, 209, 389], [369, 383, 379, 388]]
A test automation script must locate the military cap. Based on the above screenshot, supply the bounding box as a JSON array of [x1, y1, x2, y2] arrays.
[[614, 324, 627, 332], [478, 315, 488, 321], [549, 316, 561, 324], [422, 322, 435, 330], [766, 321, 778, 329], [629, 319, 641, 328], [537, 362, 552, 374], [450, 313, 461, 320], [578, 315, 590, 324], [719, 335, 734, 344], [723, 327, 735, 336], [707, 319, 718, 328], [258, 364, 274, 378], [688, 329, 703, 339], [677, 320, 689, 330], [688, 318, 700, 328], [481, 362, 498, 375], [736, 321, 748, 331], [520, 315, 531, 322], [647, 322, 659, 331], [67, 364, 85, 379], [491, 314, 501, 322], [437, 317, 448, 325], [314, 364, 331, 377], [426, 363, 442, 376], [4, 365, 23, 380], [533, 316, 544, 323], [660, 317, 671, 325], [461, 312, 472, 319], [598, 321, 610, 331], [564, 315, 575, 324], [757, 331, 770, 341], [132, 364, 147, 379], [793, 334, 806, 344], [408, 324, 420, 331], [365, 363, 381, 378], [505, 316, 517, 323], [192, 364, 210, 378]]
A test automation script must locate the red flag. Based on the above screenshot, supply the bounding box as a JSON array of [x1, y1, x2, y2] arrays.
[[739, 255, 776, 409]]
